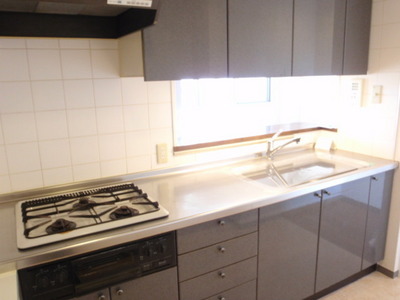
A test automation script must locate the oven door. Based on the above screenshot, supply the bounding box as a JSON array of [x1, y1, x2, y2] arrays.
[[18, 232, 176, 300]]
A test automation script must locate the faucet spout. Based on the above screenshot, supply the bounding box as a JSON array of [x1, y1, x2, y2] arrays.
[[266, 134, 301, 160]]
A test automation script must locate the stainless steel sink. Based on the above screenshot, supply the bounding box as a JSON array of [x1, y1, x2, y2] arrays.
[[234, 152, 370, 187]]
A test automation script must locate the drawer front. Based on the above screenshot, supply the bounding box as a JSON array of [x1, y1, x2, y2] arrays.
[[177, 209, 258, 254], [204, 280, 257, 300], [74, 289, 110, 300], [179, 257, 257, 300], [178, 232, 257, 281]]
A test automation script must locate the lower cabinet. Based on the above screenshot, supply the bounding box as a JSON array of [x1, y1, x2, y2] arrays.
[[177, 210, 258, 300], [258, 193, 321, 300], [258, 171, 393, 299], [75, 267, 179, 300], [362, 171, 394, 269], [315, 178, 370, 292]]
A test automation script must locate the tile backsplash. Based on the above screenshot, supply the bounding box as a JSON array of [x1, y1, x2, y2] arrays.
[[0, 38, 174, 193]]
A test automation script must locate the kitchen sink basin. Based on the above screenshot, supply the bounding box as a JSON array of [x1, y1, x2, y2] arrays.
[[234, 152, 371, 188]]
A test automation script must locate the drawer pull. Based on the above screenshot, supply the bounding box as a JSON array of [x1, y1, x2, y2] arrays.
[[323, 190, 331, 196], [218, 297, 226, 300], [218, 220, 225, 226], [116, 288, 124, 296], [218, 246, 226, 253], [218, 271, 226, 278]]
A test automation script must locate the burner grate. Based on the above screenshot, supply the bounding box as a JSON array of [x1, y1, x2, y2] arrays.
[[17, 182, 167, 247]]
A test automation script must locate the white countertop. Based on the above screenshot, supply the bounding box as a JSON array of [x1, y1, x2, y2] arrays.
[[0, 149, 397, 271]]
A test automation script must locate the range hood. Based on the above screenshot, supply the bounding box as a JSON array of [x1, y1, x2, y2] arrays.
[[0, 0, 160, 38]]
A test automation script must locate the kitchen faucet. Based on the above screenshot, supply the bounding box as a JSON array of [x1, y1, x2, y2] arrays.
[[266, 130, 301, 160]]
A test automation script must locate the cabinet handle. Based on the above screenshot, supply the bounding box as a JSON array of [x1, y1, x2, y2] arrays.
[[218, 271, 226, 278], [323, 190, 331, 196], [98, 294, 106, 300], [372, 176, 378, 181], [116, 289, 124, 296], [314, 192, 321, 198], [218, 246, 226, 253], [218, 220, 225, 226]]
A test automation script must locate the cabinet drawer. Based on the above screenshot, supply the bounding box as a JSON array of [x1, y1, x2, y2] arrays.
[[177, 210, 258, 254], [204, 280, 256, 300], [179, 257, 257, 300], [178, 232, 257, 281]]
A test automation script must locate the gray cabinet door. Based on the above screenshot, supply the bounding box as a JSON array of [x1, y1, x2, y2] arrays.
[[362, 171, 394, 269], [258, 193, 320, 300], [293, 0, 346, 76], [110, 267, 178, 300], [343, 0, 372, 75], [142, 0, 228, 81], [228, 0, 293, 77], [316, 178, 370, 292]]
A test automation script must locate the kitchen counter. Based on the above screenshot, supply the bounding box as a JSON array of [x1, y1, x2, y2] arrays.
[[0, 149, 397, 271]]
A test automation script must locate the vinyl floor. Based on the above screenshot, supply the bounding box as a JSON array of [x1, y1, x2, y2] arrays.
[[320, 271, 400, 299]]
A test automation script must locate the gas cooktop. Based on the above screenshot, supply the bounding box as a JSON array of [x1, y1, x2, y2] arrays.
[[15, 182, 169, 249]]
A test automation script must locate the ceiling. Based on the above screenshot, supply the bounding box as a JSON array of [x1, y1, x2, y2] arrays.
[[0, 0, 128, 17]]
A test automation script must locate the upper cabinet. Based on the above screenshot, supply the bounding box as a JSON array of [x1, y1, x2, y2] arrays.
[[228, 0, 293, 77], [293, 0, 346, 76], [142, 0, 372, 81], [293, 0, 372, 76], [342, 0, 372, 75], [142, 0, 228, 81]]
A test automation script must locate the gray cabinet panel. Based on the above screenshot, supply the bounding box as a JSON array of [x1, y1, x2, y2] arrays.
[[363, 171, 394, 269], [316, 178, 370, 292], [110, 267, 178, 300], [204, 280, 257, 300], [177, 209, 258, 254], [179, 257, 257, 300], [75, 289, 110, 300], [293, 0, 346, 76], [343, 0, 372, 75], [178, 232, 257, 281], [142, 0, 228, 81], [258, 193, 320, 300], [228, 0, 293, 77]]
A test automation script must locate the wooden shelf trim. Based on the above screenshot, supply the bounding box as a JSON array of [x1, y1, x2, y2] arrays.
[[173, 124, 337, 153]]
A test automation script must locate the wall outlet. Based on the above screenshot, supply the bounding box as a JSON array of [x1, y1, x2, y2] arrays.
[[156, 143, 168, 164]]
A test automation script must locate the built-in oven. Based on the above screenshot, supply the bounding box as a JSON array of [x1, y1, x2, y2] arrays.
[[18, 231, 176, 300]]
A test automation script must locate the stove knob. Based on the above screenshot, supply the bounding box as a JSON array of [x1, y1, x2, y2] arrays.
[[56, 269, 69, 284], [37, 276, 50, 288], [116, 288, 124, 296]]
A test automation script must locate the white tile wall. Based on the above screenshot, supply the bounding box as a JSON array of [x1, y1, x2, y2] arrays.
[[64, 79, 95, 109], [28, 49, 62, 80], [1, 0, 400, 195]]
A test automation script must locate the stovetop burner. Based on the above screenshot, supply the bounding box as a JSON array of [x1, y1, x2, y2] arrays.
[[46, 218, 77, 234], [110, 206, 139, 220], [72, 197, 95, 210], [16, 182, 169, 249]]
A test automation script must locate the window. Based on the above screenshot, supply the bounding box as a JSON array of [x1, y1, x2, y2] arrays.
[[173, 77, 271, 149]]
